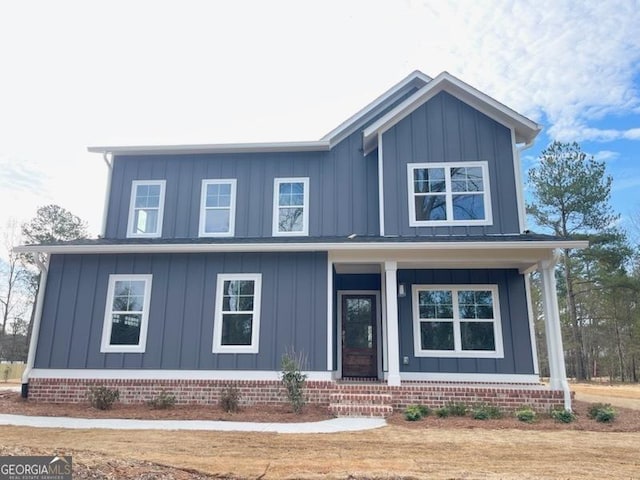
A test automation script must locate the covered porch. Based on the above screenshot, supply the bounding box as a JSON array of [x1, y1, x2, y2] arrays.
[[328, 238, 585, 410]]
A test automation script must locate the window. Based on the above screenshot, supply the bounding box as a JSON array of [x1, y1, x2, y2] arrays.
[[101, 274, 152, 353], [127, 180, 166, 237], [213, 274, 262, 353], [272, 178, 309, 236], [407, 162, 491, 226], [411, 285, 503, 358], [199, 179, 237, 237]]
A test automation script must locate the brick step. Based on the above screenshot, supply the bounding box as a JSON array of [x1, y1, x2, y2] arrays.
[[329, 403, 393, 418], [329, 392, 392, 405]]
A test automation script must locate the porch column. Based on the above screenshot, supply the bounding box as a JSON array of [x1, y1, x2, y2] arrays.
[[384, 261, 401, 386], [539, 257, 572, 410]]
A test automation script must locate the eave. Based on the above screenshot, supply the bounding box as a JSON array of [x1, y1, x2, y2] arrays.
[[87, 141, 331, 156]]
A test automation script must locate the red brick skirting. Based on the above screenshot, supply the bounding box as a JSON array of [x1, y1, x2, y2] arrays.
[[27, 378, 569, 412]]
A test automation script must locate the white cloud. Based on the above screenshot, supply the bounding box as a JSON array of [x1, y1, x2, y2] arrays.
[[0, 0, 639, 239], [592, 150, 620, 162]]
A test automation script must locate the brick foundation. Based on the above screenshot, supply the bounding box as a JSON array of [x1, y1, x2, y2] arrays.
[[27, 377, 568, 412]]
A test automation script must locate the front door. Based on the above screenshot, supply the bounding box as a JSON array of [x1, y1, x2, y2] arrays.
[[342, 294, 377, 378]]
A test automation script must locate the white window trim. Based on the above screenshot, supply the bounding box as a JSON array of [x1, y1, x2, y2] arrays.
[[411, 284, 504, 358], [272, 177, 310, 236], [100, 274, 153, 353], [198, 179, 237, 237], [127, 180, 166, 238], [213, 273, 262, 354], [407, 162, 492, 227]]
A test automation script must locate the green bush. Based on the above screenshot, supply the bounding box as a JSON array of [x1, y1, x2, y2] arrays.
[[435, 406, 450, 418], [471, 403, 503, 420], [445, 401, 467, 416], [515, 406, 537, 423], [219, 385, 241, 413], [404, 404, 431, 421], [147, 390, 176, 409], [87, 386, 119, 410], [587, 403, 617, 423], [551, 408, 576, 423], [280, 349, 307, 414], [1, 366, 9, 383]]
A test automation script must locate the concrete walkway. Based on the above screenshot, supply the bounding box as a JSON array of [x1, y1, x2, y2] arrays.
[[0, 413, 386, 433]]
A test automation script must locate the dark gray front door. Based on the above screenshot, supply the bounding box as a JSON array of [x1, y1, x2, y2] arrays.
[[342, 294, 377, 378]]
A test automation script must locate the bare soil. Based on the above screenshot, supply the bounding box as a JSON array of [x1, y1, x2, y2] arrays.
[[0, 390, 330, 423], [2, 387, 640, 478]]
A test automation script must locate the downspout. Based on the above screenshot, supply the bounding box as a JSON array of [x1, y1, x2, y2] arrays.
[[100, 152, 113, 238], [21, 254, 50, 398], [515, 137, 535, 232]]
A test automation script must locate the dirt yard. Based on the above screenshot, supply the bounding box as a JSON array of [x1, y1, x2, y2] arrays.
[[2, 388, 640, 479], [570, 382, 640, 410]]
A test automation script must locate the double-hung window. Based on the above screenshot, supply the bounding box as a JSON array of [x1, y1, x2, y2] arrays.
[[199, 179, 237, 237], [213, 274, 262, 353], [407, 162, 491, 226], [101, 274, 152, 353], [412, 285, 503, 358], [127, 180, 166, 237], [273, 177, 309, 236]]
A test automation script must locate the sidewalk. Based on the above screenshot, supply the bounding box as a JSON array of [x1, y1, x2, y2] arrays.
[[0, 413, 386, 433]]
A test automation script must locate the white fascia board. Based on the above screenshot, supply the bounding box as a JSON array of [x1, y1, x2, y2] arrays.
[[13, 239, 589, 255], [399, 372, 542, 385], [87, 141, 331, 156], [320, 70, 432, 144], [362, 72, 541, 154]]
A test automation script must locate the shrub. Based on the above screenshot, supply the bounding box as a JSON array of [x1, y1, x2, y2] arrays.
[[280, 348, 307, 414], [404, 404, 430, 421], [515, 406, 537, 423], [1, 366, 9, 383], [87, 386, 119, 410], [147, 390, 176, 409], [551, 408, 576, 423], [587, 403, 617, 423], [445, 401, 467, 416], [471, 403, 503, 420], [219, 385, 241, 413], [435, 406, 450, 418]]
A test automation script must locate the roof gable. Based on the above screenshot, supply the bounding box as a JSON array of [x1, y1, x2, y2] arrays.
[[362, 72, 541, 154], [320, 70, 431, 145]]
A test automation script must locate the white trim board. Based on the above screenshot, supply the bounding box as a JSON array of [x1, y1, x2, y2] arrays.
[[28, 369, 334, 382], [399, 372, 541, 384], [15, 239, 589, 255]]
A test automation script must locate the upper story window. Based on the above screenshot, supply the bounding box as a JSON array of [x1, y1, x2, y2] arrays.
[[407, 162, 492, 226], [411, 284, 503, 358], [101, 274, 152, 353], [212, 273, 262, 354], [199, 179, 237, 237], [127, 180, 166, 238], [273, 177, 309, 236]]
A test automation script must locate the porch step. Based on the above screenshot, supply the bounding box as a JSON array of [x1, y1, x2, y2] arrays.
[[329, 392, 393, 418]]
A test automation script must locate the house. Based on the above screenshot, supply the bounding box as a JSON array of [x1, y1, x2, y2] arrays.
[[16, 71, 586, 415]]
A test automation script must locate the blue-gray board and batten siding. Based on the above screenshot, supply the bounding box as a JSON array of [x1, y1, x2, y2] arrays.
[[102, 86, 423, 241], [35, 252, 328, 371], [397, 268, 535, 375], [382, 91, 521, 237]]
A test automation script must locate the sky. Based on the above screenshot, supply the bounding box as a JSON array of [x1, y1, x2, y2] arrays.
[[0, 0, 639, 248]]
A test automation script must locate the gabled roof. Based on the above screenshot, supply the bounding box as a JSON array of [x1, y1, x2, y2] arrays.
[[362, 71, 541, 154], [87, 71, 432, 156]]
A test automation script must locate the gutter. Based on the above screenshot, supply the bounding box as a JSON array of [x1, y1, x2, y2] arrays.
[[13, 239, 590, 255], [21, 255, 49, 398]]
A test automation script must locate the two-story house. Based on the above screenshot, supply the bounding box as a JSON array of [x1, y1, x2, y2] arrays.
[[17, 71, 585, 415]]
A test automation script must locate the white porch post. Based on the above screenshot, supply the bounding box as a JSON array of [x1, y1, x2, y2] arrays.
[[539, 257, 572, 410], [384, 261, 401, 386]]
